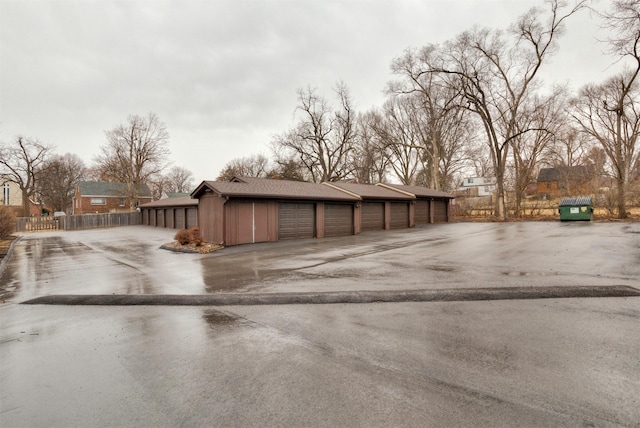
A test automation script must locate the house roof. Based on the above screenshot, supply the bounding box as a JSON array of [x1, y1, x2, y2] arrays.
[[324, 182, 414, 200], [377, 183, 455, 199], [77, 181, 152, 198], [140, 196, 198, 208], [191, 177, 360, 201], [163, 192, 191, 199], [537, 165, 594, 182]]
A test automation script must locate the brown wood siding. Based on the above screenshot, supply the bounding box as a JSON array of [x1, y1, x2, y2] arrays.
[[225, 201, 271, 245], [390, 202, 409, 229], [278, 202, 315, 240], [324, 204, 353, 237], [142, 209, 149, 225], [198, 194, 224, 244], [361, 202, 384, 231], [414, 200, 429, 224], [186, 208, 197, 228], [434, 200, 448, 223]]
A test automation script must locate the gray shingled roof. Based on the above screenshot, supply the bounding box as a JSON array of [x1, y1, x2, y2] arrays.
[[377, 183, 454, 199], [140, 196, 198, 208], [78, 181, 152, 198], [325, 182, 414, 200], [537, 165, 594, 182], [192, 177, 360, 201]]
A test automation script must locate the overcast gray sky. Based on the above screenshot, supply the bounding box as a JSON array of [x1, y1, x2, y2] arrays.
[[0, 0, 617, 183]]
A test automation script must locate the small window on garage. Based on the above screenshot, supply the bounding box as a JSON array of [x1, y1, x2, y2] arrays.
[[90, 198, 106, 205], [119, 198, 125, 207]]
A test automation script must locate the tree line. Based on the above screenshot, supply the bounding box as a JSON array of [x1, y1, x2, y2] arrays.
[[2, 0, 638, 220], [219, 0, 640, 219], [0, 112, 193, 217]]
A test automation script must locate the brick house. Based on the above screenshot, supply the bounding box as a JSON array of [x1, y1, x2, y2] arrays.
[[73, 181, 152, 214], [537, 165, 596, 200]]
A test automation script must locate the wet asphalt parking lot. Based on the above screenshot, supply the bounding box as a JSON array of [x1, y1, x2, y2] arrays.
[[1, 222, 639, 427]]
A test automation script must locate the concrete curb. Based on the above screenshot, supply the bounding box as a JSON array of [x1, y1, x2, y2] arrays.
[[21, 285, 640, 306]]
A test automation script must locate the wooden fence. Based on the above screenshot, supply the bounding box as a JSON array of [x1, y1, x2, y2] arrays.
[[16, 212, 141, 232]]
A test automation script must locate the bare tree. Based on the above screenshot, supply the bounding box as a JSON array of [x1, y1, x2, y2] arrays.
[[96, 112, 170, 209], [572, 73, 640, 217], [351, 110, 390, 184], [0, 136, 52, 216], [547, 124, 593, 168], [165, 166, 195, 193], [389, 45, 470, 191], [217, 154, 270, 181], [429, 0, 585, 219], [571, 0, 640, 218], [376, 96, 424, 185], [272, 82, 357, 183], [36, 153, 86, 213], [512, 89, 566, 216]]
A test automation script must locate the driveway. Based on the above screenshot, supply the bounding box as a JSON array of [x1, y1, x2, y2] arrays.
[[2, 222, 640, 302], [1, 222, 639, 427]]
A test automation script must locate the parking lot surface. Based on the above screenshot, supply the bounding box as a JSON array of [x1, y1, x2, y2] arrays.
[[1, 222, 639, 427]]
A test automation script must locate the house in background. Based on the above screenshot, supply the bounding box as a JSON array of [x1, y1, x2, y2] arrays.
[[537, 165, 596, 200], [1, 180, 40, 216], [456, 177, 497, 197], [73, 181, 153, 214], [160, 191, 191, 199]]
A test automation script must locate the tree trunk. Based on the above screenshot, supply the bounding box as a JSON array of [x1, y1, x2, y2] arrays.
[[21, 189, 30, 217]]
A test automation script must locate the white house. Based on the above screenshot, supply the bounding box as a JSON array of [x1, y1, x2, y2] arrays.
[[457, 177, 497, 197]]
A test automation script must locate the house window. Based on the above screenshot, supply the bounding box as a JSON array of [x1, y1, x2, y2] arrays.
[[467, 178, 474, 184], [2, 183, 9, 205], [90, 198, 106, 205], [546, 182, 551, 189], [119, 198, 125, 207]]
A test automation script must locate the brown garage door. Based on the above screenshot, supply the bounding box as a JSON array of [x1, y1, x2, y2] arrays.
[[390, 202, 409, 229], [156, 209, 165, 228], [415, 200, 429, 225], [175, 208, 185, 229], [186, 208, 197, 228], [166, 208, 174, 229], [324, 204, 353, 237], [278, 202, 315, 240], [142, 209, 149, 225], [434, 200, 448, 223], [361, 202, 384, 231]]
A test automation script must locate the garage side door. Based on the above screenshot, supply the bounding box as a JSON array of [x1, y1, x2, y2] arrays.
[[390, 202, 409, 229], [278, 202, 315, 240], [434, 200, 448, 223], [324, 204, 353, 237], [415, 200, 429, 225], [361, 202, 384, 231]]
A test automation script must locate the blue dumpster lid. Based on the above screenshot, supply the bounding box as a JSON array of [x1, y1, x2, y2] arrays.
[[559, 196, 592, 206]]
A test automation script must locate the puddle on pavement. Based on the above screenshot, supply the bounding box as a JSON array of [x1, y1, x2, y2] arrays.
[[202, 309, 257, 334]]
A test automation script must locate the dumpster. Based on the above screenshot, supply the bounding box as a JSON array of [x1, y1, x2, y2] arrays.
[[558, 196, 593, 221]]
